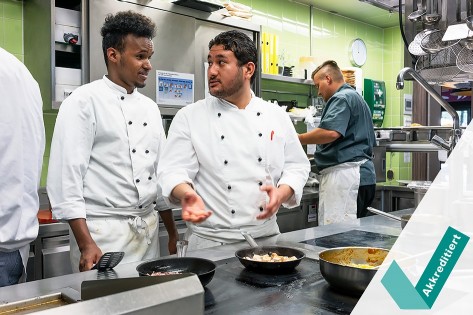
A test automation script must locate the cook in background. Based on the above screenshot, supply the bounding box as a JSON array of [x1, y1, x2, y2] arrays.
[[0, 47, 45, 286], [298, 60, 376, 225], [47, 11, 178, 272], [157, 30, 310, 250]]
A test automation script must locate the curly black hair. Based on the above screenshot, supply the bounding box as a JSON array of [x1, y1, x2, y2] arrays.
[[100, 11, 156, 66], [208, 30, 258, 84]]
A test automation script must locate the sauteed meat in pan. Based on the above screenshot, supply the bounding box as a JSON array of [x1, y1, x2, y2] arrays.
[[244, 252, 298, 262]]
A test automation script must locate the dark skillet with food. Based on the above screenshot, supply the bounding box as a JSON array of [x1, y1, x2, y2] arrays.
[[136, 257, 216, 287], [235, 246, 305, 273]]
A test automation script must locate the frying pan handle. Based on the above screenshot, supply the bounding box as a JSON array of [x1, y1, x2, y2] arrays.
[[367, 207, 403, 222], [241, 231, 259, 248]]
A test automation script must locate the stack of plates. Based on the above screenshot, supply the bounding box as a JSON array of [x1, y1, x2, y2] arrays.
[[342, 69, 356, 87]]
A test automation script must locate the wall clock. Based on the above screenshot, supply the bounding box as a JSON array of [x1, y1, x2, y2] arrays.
[[349, 38, 367, 67]]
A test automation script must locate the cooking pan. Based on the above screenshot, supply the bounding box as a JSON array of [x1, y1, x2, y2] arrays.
[[136, 257, 216, 287], [367, 207, 411, 229], [235, 246, 305, 273], [319, 247, 389, 296]]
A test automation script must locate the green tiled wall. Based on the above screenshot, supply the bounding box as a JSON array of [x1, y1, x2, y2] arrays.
[[383, 26, 413, 183], [0, 0, 23, 61], [0, 0, 55, 186], [240, 0, 413, 182]]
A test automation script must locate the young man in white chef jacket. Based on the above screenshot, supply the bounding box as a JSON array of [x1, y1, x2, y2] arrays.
[[47, 11, 178, 272], [157, 30, 310, 250], [0, 48, 45, 286]]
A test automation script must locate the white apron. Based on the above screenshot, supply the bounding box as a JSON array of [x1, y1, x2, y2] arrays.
[[69, 205, 159, 272], [318, 159, 367, 225], [17, 245, 30, 283]]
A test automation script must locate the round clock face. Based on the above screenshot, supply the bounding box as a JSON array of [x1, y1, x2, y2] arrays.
[[350, 38, 367, 67]]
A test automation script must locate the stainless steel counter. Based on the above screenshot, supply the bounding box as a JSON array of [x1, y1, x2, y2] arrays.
[[1, 208, 414, 310]]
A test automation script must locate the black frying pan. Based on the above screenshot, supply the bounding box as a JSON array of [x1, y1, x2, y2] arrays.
[[235, 246, 305, 273], [136, 257, 216, 287]]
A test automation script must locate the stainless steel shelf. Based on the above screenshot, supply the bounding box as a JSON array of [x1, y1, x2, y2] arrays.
[[261, 73, 313, 85], [381, 143, 444, 152]]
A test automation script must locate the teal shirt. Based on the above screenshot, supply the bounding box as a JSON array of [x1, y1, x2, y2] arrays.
[[314, 84, 376, 185]]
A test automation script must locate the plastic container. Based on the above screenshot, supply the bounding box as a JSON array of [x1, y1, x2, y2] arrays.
[[298, 56, 317, 79]]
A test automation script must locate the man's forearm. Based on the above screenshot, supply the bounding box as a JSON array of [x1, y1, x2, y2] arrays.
[[159, 209, 178, 238], [68, 218, 96, 251], [299, 128, 340, 145], [277, 184, 295, 204], [170, 183, 195, 202]]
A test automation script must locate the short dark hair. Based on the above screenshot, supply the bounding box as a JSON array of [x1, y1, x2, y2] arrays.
[[100, 11, 156, 66], [311, 60, 343, 81], [208, 30, 258, 84]]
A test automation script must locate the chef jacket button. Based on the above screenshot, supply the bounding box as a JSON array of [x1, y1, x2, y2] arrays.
[[231, 209, 235, 214], [132, 149, 136, 153], [258, 181, 263, 186], [136, 179, 140, 183], [259, 207, 264, 212], [227, 185, 231, 190], [148, 176, 152, 180], [258, 133, 262, 137], [139, 205, 143, 209], [218, 113, 221, 117], [145, 150, 149, 154], [221, 135, 224, 140], [258, 157, 262, 162], [128, 121, 132, 125], [257, 112, 261, 116], [121, 96, 125, 100], [143, 122, 148, 126], [224, 160, 228, 165], [153, 201, 157, 205]]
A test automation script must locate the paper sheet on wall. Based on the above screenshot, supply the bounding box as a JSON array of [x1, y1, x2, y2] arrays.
[[204, 62, 210, 99], [156, 70, 194, 106]]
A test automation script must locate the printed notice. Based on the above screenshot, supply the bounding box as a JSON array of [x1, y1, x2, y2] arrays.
[[157, 70, 194, 106]]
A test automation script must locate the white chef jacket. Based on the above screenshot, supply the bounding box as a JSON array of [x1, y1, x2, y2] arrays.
[[47, 76, 167, 265], [157, 93, 310, 243], [0, 48, 45, 280]]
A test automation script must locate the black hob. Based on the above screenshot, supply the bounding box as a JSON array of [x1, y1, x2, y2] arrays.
[[300, 230, 397, 249], [204, 257, 358, 314]]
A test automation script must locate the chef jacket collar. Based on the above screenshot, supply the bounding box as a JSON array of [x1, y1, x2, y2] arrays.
[[216, 90, 256, 109], [103, 75, 138, 97]]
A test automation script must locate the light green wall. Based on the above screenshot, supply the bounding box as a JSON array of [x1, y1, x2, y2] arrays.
[[0, 0, 52, 186], [240, 0, 413, 182], [0, 0, 23, 61], [2, 0, 413, 187], [383, 26, 413, 183]]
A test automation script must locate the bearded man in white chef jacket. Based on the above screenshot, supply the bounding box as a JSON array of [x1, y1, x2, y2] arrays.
[[0, 48, 45, 286], [157, 30, 310, 250], [47, 11, 178, 272]]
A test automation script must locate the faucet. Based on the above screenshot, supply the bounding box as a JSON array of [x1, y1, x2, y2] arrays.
[[396, 67, 461, 152]]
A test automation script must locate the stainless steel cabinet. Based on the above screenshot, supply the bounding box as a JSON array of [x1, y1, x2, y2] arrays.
[[27, 223, 72, 281]]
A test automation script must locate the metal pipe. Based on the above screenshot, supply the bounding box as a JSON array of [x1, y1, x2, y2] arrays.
[[396, 67, 461, 150]]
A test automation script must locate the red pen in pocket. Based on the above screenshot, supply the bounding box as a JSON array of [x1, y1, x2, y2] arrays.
[[270, 130, 274, 141]]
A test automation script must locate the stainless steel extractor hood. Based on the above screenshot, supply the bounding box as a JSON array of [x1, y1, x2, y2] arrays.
[[358, 0, 404, 13]]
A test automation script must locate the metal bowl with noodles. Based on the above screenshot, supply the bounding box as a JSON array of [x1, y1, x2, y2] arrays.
[[318, 247, 389, 296]]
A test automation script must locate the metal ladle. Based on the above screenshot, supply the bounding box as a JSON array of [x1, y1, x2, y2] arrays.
[[367, 207, 411, 229], [423, 13, 441, 25], [408, 0, 426, 22], [467, 0, 473, 30]]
